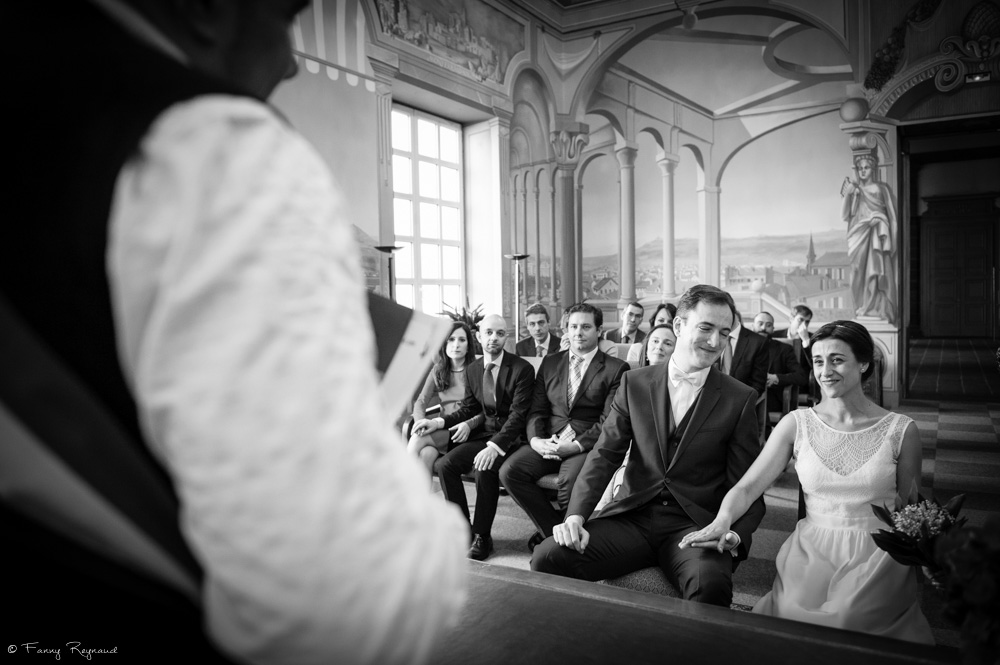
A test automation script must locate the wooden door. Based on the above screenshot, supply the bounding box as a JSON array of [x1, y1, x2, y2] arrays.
[[921, 219, 994, 337]]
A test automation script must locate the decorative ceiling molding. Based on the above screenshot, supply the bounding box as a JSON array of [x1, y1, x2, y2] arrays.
[[866, 1, 1000, 117], [542, 31, 599, 75]]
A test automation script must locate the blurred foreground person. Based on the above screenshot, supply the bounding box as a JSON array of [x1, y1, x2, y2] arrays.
[[2, 1, 467, 663]]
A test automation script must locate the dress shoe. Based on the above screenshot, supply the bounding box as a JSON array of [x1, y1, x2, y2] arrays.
[[527, 531, 545, 553], [468, 534, 494, 561]]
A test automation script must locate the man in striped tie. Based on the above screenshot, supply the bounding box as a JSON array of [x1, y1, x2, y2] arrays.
[[500, 303, 628, 552]]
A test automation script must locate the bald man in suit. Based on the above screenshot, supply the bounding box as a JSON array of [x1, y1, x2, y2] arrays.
[[417, 314, 535, 561], [533, 285, 765, 607]]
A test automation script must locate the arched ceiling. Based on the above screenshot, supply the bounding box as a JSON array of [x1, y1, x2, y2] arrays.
[[509, 0, 853, 119], [616, 13, 851, 117]]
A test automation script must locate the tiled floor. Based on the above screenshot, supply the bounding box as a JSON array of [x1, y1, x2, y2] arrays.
[[907, 338, 1000, 401], [894, 399, 1000, 649]]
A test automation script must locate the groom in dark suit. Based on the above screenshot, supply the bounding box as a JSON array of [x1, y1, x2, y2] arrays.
[[532, 285, 765, 607], [417, 313, 535, 560], [500, 302, 628, 549]]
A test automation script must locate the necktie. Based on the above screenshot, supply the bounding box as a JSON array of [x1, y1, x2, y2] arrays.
[[483, 362, 496, 411], [622, 334, 630, 345], [567, 354, 584, 406], [536, 344, 544, 357]]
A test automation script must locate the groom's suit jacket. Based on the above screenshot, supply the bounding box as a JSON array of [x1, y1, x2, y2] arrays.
[[443, 353, 535, 454], [526, 349, 628, 452], [567, 364, 766, 563]]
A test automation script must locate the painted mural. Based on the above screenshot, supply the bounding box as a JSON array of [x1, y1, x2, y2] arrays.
[[376, 0, 524, 84], [578, 114, 859, 324]]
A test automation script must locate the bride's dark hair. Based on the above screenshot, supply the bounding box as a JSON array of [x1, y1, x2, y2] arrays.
[[809, 320, 876, 381]]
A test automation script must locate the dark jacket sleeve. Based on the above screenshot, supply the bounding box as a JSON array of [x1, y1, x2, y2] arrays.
[[749, 335, 768, 397], [575, 360, 628, 451], [774, 342, 809, 388], [726, 390, 767, 564], [566, 371, 635, 520], [490, 358, 536, 453], [526, 357, 555, 441]]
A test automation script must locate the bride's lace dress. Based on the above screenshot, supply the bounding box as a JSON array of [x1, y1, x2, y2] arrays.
[[752, 408, 933, 643]]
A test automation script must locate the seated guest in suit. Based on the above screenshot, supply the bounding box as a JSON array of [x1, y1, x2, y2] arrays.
[[500, 303, 628, 551], [773, 304, 817, 402], [533, 285, 766, 607], [407, 322, 481, 475], [415, 314, 535, 560], [516, 303, 561, 357], [649, 302, 677, 329], [719, 310, 768, 396], [751, 311, 808, 432], [604, 301, 645, 344], [773, 305, 814, 367], [560, 310, 619, 358]]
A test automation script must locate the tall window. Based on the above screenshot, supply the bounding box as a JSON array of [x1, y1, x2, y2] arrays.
[[391, 105, 463, 314]]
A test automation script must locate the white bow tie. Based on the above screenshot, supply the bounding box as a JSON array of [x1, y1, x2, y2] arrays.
[[669, 365, 706, 388]]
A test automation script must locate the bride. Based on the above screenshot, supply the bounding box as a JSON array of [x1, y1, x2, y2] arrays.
[[680, 320, 933, 643]]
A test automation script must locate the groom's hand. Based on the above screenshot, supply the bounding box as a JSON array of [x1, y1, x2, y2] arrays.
[[679, 526, 740, 554], [553, 515, 589, 554]]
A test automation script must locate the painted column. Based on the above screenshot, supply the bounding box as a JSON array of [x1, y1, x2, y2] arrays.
[[657, 154, 679, 299], [517, 173, 527, 255], [549, 168, 557, 304], [533, 176, 542, 302], [575, 181, 584, 303], [368, 51, 399, 298], [551, 126, 588, 307], [698, 185, 721, 287], [616, 143, 638, 306]]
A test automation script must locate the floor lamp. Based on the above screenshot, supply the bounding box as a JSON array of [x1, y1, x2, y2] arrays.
[[374, 245, 402, 302], [505, 253, 529, 339]]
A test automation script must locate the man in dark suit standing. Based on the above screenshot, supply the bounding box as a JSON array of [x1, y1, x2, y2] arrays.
[[515, 302, 561, 357], [500, 303, 628, 551], [604, 301, 646, 344], [719, 310, 768, 396], [532, 285, 765, 607], [752, 311, 808, 432], [417, 314, 535, 560]]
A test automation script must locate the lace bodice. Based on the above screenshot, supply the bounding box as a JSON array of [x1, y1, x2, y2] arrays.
[[792, 409, 911, 521]]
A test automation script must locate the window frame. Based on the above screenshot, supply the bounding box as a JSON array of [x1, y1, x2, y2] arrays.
[[390, 104, 465, 315]]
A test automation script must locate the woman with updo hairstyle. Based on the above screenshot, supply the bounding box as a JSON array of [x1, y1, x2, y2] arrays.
[[407, 321, 481, 476], [648, 302, 676, 328], [681, 320, 932, 643]]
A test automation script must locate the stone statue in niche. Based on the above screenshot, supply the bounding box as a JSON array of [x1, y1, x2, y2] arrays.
[[841, 153, 898, 325]]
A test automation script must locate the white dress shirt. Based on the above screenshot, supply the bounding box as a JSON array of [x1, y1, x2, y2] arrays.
[[667, 357, 710, 425], [107, 94, 467, 665]]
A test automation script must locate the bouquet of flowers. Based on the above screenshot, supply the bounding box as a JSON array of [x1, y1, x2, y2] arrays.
[[870, 493, 966, 582]]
